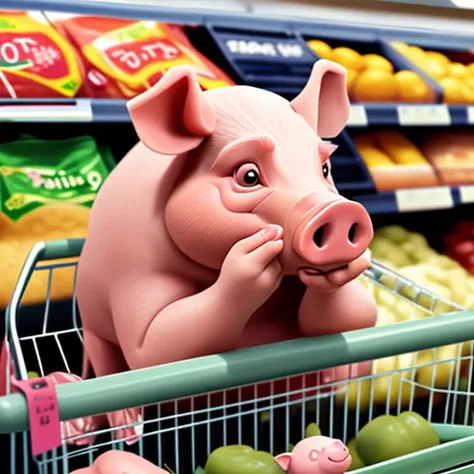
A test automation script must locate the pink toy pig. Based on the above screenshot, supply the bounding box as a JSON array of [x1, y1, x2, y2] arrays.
[[71, 59, 377, 442], [275, 436, 352, 474], [71, 450, 167, 474]]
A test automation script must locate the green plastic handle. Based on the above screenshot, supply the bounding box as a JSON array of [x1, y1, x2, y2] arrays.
[[1, 310, 474, 434]]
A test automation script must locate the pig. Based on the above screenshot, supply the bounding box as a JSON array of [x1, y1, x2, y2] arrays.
[[70, 450, 168, 474], [275, 436, 352, 474], [70, 59, 377, 443]]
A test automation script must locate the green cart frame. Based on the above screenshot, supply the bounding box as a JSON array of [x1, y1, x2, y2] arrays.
[[1, 239, 474, 474]]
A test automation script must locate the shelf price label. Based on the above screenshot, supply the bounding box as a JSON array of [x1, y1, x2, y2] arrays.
[[459, 185, 474, 204], [397, 105, 451, 126], [467, 106, 474, 124], [395, 187, 453, 212], [0, 100, 92, 122], [347, 105, 368, 126]]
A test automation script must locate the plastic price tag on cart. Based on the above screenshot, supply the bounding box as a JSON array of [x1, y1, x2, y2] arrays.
[[395, 187, 453, 212], [347, 105, 368, 126], [397, 105, 451, 126], [12, 375, 62, 456], [459, 185, 474, 204]]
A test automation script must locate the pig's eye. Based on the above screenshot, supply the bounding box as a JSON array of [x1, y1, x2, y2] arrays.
[[322, 162, 330, 179], [309, 450, 319, 461], [234, 163, 261, 187]]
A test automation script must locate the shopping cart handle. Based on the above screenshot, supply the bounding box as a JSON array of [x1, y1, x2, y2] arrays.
[[1, 311, 474, 434]]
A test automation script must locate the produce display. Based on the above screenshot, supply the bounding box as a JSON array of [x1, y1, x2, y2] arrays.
[[353, 130, 439, 191], [444, 221, 474, 275], [0, 135, 115, 308], [307, 39, 435, 103], [391, 42, 474, 104], [0, 10, 234, 98], [336, 225, 474, 410], [421, 130, 474, 185]]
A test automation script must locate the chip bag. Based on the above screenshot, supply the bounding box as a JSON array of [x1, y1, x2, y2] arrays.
[[45, 13, 234, 98], [0, 135, 115, 308], [0, 10, 84, 98]]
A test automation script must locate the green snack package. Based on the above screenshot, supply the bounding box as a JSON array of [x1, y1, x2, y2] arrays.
[[0, 134, 115, 222], [356, 411, 440, 466], [205, 445, 284, 474]]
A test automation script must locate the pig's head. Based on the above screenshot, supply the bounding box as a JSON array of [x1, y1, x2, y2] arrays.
[[274, 437, 352, 474], [127, 61, 373, 285]]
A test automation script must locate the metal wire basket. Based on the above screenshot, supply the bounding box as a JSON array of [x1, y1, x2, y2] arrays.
[[2, 239, 474, 474]]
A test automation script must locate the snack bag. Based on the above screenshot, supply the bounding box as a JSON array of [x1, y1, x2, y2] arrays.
[[0, 135, 115, 308], [45, 13, 234, 98], [0, 11, 84, 98]]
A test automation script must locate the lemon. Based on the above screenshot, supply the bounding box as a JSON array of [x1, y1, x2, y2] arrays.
[[363, 54, 394, 73], [332, 47, 365, 71], [425, 50, 450, 67], [391, 41, 410, 54], [394, 70, 434, 103], [346, 68, 358, 95], [447, 62, 469, 79], [353, 69, 398, 102], [440, 77, 471, 104], [405, 45, 426, 63], [467, 62, 474, 75], [419, 59, 446, 80], [307, 39, 332, 60]]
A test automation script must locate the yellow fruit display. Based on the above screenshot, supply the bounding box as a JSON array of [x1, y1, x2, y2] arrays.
[[358, 145, 395, 168], [363, 54, 394, 73], [439, 77, 472, 104], [331, 46, 366, 71], [425, 50, 450, 67], [394, 70, 433, 103], [419, 59, 446, 80], [447, 62, 469, 80], [346, 68, 358, 94], [307, 39, 333, 60], [353, 69, 398, 102], [372, 130, 429, 166]]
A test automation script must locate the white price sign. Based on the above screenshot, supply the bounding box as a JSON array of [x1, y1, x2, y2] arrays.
[[459, 185, 474, 204], [467, 106, 474, 124], [347, 105, 368, 126], [395, 187, 453, 212], [0, 100, 92, 122], [397, 105, 451, 126]]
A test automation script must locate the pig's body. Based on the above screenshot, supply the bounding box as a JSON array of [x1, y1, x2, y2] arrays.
[[73, 61, 378, 444]]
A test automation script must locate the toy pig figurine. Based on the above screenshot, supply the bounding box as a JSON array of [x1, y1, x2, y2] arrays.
[[275, 437, 352, 474], [74, 59, 377, 441], [71, 450, 168, 474]]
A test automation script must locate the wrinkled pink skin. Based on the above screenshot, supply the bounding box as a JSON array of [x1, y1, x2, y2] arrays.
[[275, 436, 352, 474], [65, 60, 377, 444], [70, 450, 168, 474]]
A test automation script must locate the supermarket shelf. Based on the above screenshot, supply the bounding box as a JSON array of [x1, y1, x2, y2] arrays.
[[1, 100, 473, 126], [354, 185, 474, 215]]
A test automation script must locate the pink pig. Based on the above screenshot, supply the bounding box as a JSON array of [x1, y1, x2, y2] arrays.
[[71, 450, 168, 474], [70, 59, 377, 442], [275, 437, 352, 474]]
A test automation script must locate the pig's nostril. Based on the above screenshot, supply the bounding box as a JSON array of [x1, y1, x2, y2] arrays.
[[313, 224, 328, 248], [348, 223, 358, 244]]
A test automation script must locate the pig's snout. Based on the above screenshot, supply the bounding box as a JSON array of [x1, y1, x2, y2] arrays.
[[326, 441, 350, 463], [293, 200, 373, 267]]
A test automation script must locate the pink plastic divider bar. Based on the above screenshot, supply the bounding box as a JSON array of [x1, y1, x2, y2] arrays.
[[12, 375, 62, 457]]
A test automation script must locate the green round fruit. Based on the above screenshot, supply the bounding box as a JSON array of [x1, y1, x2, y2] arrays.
[[205, 445, 284, 474], [305, 423, 322, 438], [397, 411, 440, 450], [347, 438, 365, 471], [27, 371, 39, 379]]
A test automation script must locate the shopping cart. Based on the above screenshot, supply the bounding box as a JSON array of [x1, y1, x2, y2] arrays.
[[2, 238, 474, 474]]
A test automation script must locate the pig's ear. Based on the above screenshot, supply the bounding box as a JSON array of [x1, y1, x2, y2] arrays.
[[291, 59, 350, 138], [127, 66, 216, 155], [274, 453, 292, 471]]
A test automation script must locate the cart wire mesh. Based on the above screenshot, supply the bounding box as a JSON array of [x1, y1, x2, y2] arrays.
[[3, 239, 474, 474]]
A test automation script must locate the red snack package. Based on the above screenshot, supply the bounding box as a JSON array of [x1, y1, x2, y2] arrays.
[[45, 13, 234, 98], [0, 11, 85, 98]]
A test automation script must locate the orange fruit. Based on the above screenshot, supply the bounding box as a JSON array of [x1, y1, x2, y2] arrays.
[[467, 62, 474, 75], [394, 70, 434, 103], [352, 70, 398, 102], [307, 39, 332, 60], [440, 77, 471, 104], [447, 62, 469, 79], [331, 47, 365, 71], [405, 45, 426, 63], [425, 50, 450, 67], [364, 54, 394, 73], [391, 42, 410, 54], [346, 68, 358, 94]]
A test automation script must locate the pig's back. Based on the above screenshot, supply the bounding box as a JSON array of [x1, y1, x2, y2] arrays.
[[76, 143, 182, 335]]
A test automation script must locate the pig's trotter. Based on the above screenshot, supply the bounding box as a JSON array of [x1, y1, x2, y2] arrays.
[[82, 331, 144, 444]]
